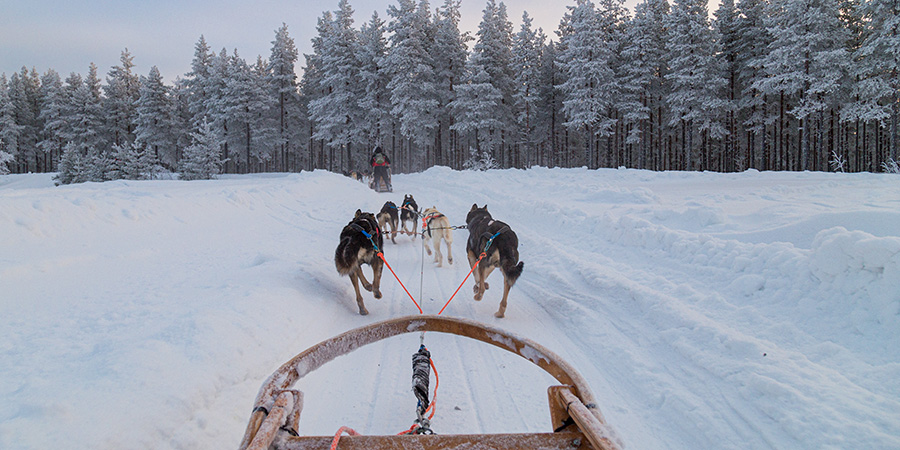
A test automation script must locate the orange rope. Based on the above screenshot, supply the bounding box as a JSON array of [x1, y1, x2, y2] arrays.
[[438, 252, 486, 315], [330, 426, 359, 450], [378, 252, 423, 314]]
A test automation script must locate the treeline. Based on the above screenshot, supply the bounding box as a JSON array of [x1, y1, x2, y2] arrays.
[[1, 0, 898, 182]]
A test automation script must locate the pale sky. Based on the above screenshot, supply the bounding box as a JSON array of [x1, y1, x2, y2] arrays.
[[0, 0, 699, 84]]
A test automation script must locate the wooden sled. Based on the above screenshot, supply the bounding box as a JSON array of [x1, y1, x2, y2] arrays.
[[238, 315, 622, 450]]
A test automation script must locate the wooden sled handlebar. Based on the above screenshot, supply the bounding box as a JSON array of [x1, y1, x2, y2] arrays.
[[238, 315, 622, 450]]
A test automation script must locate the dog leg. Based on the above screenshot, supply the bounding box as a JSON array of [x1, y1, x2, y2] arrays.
[[349, 272, 368, 315], [357, 265, 373, 292], [445, 238, 453, 265], [372, 259, 383, 299], [495, 276, 512, 318], [424, 235, 433, 257], [467, 250, 483, 300], [432, 235, 442, 267]]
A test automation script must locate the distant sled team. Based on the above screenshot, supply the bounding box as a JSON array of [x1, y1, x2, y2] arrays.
[[333, 194, 523, 317]]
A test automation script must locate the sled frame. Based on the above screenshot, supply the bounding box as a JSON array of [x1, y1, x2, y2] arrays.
[[238, 315, 621, 450]]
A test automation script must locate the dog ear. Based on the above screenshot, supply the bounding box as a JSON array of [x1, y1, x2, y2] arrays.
[[471, 203, 478, 211], [355, 209, 362, 217]]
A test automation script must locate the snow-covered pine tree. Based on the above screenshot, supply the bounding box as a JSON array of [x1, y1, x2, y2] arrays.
[[734, 0, 772, 170], [431, 0, 470, 167], [620, 0, 670, 170], [268, 24, 304, 171], [755, 0, 850, 171], [7, 67, 42, 173], [511, 11, 545, 168], [134, 66, 177, 170], [665, 0, 730, 171], [357, 12, 392, 157], [846, 0, 900, 166], [384, 0, 439, 166], [246, 56, 278, 172], [536, 41, 564, 167], [450, 52, 504, 154], [179, 118, 225, 180], [558, 0, 618, 168], [55, 64, 109, 183], [0, 74, 22, 174], [104, 49, 140, 148], [308, 0, 365, 173], [180, 36, 215, 132], [37, 70, 65, 171], [714, 0, 740, 171], [471, 0, 516, 166]]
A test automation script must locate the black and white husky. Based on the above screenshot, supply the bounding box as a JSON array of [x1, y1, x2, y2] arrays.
[[465, 204, 524, 318], [334, 210, 384, 315], [377, 201, 399, 244], [399, 194, 419, 237]]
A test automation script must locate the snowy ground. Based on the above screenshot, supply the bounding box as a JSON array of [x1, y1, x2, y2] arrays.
[[1, 167, 899, 449]]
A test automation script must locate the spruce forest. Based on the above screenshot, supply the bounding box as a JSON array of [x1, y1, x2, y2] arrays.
[[1, 0, 898, 183]]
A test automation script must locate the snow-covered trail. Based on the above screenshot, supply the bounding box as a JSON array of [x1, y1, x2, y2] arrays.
[[1, 168, 899, 450]]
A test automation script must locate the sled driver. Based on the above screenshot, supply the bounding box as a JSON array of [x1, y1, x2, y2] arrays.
[[370, 146, 391, 191]]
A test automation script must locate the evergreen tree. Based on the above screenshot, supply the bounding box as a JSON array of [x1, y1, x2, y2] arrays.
[[8, 67, 42, 172], [308, 0, 365, 171], [357, 12, 392, 152], [179, 118, 225, 180], [847, 0, 900, 164], [558, 0, 617, 168], [0, 74, 19, 174], [734, 0, 772, 169], [755, 0, 850, 170], [431, 0, 470, 167], [38, 69, 65, 171], [511, 12, 545, 167], [715, 0, 741, 171], [620, 0, 670, 170], [181, 36, 215, 131], [384, 0, 439, 156], [665, 0, 729, 170], [471, 0, 516, 164], [450, 52, 504, 153], [56, 64, 109, 184], [104, 49, 140, 147], [268, 23, 304, 171], [135, 66, 177, 170]]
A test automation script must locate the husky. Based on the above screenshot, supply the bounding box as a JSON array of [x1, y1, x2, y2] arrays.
[[399, 194, 419, 237], [334, 210, 384, 315], [377, 201, 400, 244], [465, 204, 524, 318], [421, 206, 454, 267]]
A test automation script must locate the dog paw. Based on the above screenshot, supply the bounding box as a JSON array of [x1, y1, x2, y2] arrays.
[[374, 290, 382, 299], [474, 293, 483, 301], [484, 282, 490, 290], [362, 283, 373, 292], [359, 307, 369, 315], [494, 311, 505, 318], [426, 249, 432, 255], [448, 258, 453, 264]]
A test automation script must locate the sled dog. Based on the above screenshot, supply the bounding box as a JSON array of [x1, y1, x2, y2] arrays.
[[399, 194, 419, 237], [465, 204, 524, 318], [421, 206, 454, 267], [334, 210, 384, 315], [377, 201, 400, 244]]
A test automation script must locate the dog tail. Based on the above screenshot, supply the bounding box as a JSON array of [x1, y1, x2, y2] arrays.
[[334, 236, 357, 275], [504, 260, 524, 286]]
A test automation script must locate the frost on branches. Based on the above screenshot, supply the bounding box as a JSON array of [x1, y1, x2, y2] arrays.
[[463, 147, 499, 171]]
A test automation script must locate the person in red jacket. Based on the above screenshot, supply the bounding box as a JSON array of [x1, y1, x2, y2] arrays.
[[370, 146, 392, 191]]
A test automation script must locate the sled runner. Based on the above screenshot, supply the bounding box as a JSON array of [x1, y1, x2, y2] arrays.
[[237, 315, 621, 450]]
